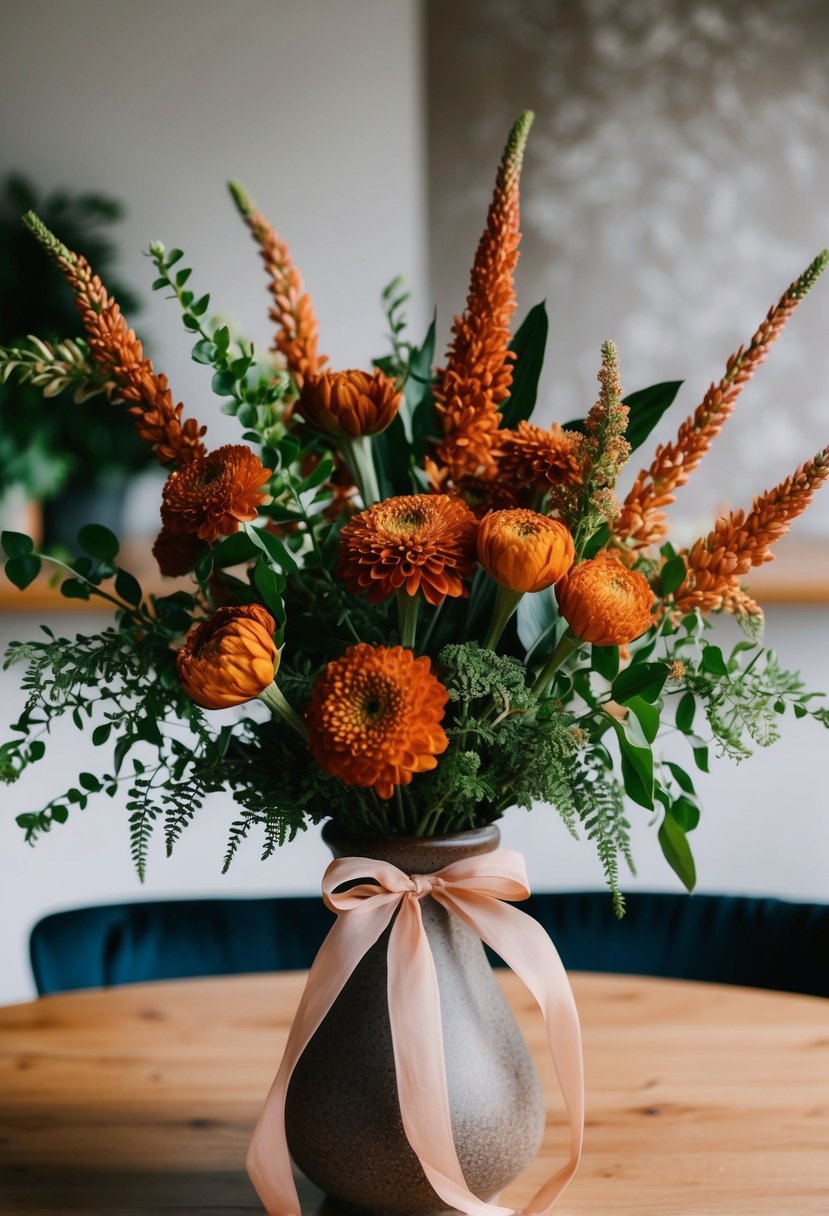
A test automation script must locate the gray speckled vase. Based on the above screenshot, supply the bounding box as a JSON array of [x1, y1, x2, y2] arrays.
[[284, 824, 546, 1216]]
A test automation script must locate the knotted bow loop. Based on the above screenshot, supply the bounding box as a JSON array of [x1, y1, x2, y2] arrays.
[[247, 847, 584, 1216]]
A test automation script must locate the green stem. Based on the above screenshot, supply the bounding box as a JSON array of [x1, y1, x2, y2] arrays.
[[397, 590, 420, 648], [341, 434, 381, 507], [418, 597, 445, 655], [483, 583, 523, 651], [258, 682, 309, 741], [532, 628, 582, 700], [36, 553, 144, 622]]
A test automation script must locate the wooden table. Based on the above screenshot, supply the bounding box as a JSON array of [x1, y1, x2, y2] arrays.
[[1, 972, 827, 1214]]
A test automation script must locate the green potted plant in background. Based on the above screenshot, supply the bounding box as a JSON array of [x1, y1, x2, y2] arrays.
[[0, 175, 151, 549]]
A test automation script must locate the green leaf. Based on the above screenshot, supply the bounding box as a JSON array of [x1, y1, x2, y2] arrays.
[[408, 317, 437, 458], [675, 691, 696, 733], [701, 645, 729, 677], [605, 710, 654, 809], [623, 381, 683, 453], [4, 553, 41, 589], [78, 524, 119, 560], [692, 742, 710, 773], [212, 369, 237, 396], [299, 456, 335, 493], [51, 806, 69, 824], [670, 795, 700, 832], [659, 554, 687, 597], [499, 302, 548, 429], [245, 525, 298, 575], [79, 772, 101, 791], [28, 740, 45, 761], [611, 661, 669, 705], [592, 644, 619, 681], [166, 248, 184, 267], [92, 723, 112, 746], [1, 531, 34, 557], [61, 578, 91, 600], [658, 812, 697, 890], [253, 561, 284, 619], [191, 338, 217, 365], [175, 267, 192, 287], [115, 569, 142, 605], [516, 587, 558, 659], [626, 695, 660, 744]]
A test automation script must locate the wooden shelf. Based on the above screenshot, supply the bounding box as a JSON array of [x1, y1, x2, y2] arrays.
[[2, 537, 827, 614], [0, 539, 188, 614]]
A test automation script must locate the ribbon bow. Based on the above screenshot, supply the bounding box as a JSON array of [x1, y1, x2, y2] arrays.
[[247, 848, 584, 1216]]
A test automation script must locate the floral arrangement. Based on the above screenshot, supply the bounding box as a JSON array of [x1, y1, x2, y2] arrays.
[[2, 112, 827, 913]]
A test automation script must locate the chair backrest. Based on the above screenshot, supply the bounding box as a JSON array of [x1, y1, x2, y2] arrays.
[[30, 890, 829, 998]]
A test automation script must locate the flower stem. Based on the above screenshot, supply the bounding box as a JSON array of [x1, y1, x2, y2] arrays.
[[258, 682, 309, 741], [341, 434, 381, 507], [483, 583, 523, 651], [397, 590, 420, 648], [532, 628, 582, 699]]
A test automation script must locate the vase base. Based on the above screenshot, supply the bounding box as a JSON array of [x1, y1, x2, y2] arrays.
[[317, 1198, 499, 1216]]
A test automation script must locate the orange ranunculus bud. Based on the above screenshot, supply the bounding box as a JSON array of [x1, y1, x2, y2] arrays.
[[176, 604, 278, 709], [297, 369, 401, 438], [477, 509, 575, 593], [555, 551, 654, 646]]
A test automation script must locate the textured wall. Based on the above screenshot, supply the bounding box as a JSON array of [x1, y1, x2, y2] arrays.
[[426, 0, 829, 540]]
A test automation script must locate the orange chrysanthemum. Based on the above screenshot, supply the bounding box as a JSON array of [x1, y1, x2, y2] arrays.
[[306, 643, 449, 799], [229, 182, 326, 391], [433, 112, 533, 481], [337, 494, 479, 606], [22, 214, 207, 468], [616, 251, 828, 551], [152, 527, 208, 577], [497, 421, 586, 503], [298, 369, 401, 438], [477, 509, 575, 593], [556, 551, 654, 646], [161, 444, 273, 543], [177, 605, 278, 710]]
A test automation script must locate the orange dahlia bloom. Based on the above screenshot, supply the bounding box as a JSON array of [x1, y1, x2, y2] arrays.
[[337, 494, 479, 606], [306, 643, 449, 799], [161, 444, 273, 543], [477, 510, 575, 593], [556, 551, 654, 646], [298, 369, 401, 438], [152, 527, 208, 577], [497, 421, 586, 511], [177, 605, 278, 710]]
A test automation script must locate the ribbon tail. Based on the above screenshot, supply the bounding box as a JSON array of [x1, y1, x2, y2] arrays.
[[387, 897, 514, 1216], [435, 892, 585, 1216], [247, 899, 400, 1215]]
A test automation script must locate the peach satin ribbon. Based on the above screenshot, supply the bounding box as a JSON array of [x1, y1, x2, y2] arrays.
[[247, 848, 584, 1216]]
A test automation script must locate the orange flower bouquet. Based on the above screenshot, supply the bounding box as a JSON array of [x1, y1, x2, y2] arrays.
[[1, 111, 828, 917]]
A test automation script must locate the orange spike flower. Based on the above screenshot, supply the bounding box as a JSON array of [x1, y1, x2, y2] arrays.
[[305, 644, 449, 800], [161, 444, 273, 543], [298, 368, 401, 438], [477, 509, 575, 593], [617, 251, 828, 551], [22, 213, 207, 468], [556, 551, 654, 646], [337, 494, 479, 606], [229, 182, 326, 391], [673, 446, 829, 614], [433, 111, 534, 482], [177, 605, 278, 710]]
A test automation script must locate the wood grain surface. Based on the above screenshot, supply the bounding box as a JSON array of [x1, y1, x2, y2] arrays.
[[0, 971, 827, 1215]]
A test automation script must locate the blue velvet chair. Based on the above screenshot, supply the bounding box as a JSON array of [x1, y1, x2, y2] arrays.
[[30, 891, 829, 998]]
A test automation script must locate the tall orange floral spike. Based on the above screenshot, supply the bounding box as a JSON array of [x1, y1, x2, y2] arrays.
[[616, 250, 829, 551], [22, 213, 207, 468], [673, 445, 829, 614], [433, 111, 534, 482], [229, 182, 327, 391]]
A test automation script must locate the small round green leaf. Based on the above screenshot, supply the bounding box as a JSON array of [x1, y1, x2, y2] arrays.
[[78, 524, 119, 561]]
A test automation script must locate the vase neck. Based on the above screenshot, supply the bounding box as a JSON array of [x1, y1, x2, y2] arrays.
[[321, 823, 501, 876]]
